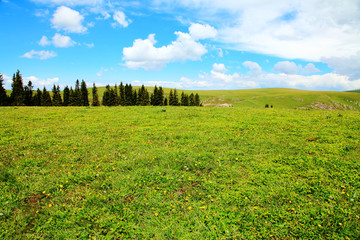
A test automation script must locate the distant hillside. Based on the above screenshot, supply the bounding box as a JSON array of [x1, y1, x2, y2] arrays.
[[89, 87, 360, 110]]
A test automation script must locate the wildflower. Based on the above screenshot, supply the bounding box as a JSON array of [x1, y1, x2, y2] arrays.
[[48, 204, 52, 207], [154, 213, 158, 216], [200, 206, 206, 210]]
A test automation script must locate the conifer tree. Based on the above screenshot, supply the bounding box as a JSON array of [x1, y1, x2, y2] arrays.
[[157, 87, 164, 106], [80, 80, 89, 106], [189, 93, 195, 106], [173, 89, 179, 106], [195, 93, 200, 106], [132, 89, 137, 105], [73, 79, 81, 106], [92, 83, 100, 106], [63, 86, 70, 106], [23, 81, 34, 106], [52, 84, 63, 106], [169, 89, 174, 106], [0, 73, 9, 106], [124, 84, 133, 106], [10, 70, 25, 106], [151, 86, 158, 105], [114, 84, 120, 106], [163, 97, 168, 106], [137, 85, 149, 106], [181, 92, 189, 106], [32, 88, 42, 106], [119, 82, 125, 105], [41, 87, 52, 106], [102, 85, 111, 106]]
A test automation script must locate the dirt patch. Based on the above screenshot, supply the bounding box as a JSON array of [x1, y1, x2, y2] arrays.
[[216, 103, 233, 107]]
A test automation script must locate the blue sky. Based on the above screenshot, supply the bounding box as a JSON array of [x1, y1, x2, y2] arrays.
[[1, 0, 360, 91]]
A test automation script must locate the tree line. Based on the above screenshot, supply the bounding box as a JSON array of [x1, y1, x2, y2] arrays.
[[0, 70, 201, 107]]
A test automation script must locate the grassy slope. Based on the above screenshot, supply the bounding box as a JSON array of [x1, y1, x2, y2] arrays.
[[0, 107, 359, 239], [92, 87, 360, 110]]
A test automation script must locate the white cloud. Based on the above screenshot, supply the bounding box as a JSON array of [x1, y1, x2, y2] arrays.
[[274, 61, 320, 74], [24, 76, 59, 88], [39, 36, 51, 46], [153, 0, 360, 62], [52, 33, 76, 47], [112, 10, 130, 28], [273, 61, 300, 74], [21, 50, 57, 60], [322, 52, 360, 80], [123, 23, 216, 70], [84, 42, 95, 48], [51, 6, 87, 33], [179, 62, 360, 90], [38, 34, 76, 48], [189, 23, 217, 40]]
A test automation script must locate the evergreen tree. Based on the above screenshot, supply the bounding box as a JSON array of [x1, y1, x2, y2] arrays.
[[119, 82, 125, 105], [92, 83, 100, 106], [181, 92, 189, 106], [151, 86, 158, 105], [169, 89, 174, 106], [63, 86, 70, 106], [137, 85, 149, 106], [173, 89, 179, 106], [10, 70, 25, 106], [195, 93, 200, 106], [132, 89, 137, 105], [23, 81, 33, 106], [80, 80, 89, 106], [52, 84, 63, 106], [163, 97, 168, 106], [41, 87, 52, 106], [32, 88, 42, 106], [73, 79, 81, 106], [124, 84, 133, 106], [102, 85, 111, 106], [189, 93, 195, 106], [114, 84, 120, 106], [0, 73, 9, 106], [157, 87, 164, 106]]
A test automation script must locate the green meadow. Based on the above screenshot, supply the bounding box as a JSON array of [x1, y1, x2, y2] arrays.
[[1, 104, 359, 239]]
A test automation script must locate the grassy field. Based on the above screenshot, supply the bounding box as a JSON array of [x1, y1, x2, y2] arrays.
[[0, 106, 359, 239]]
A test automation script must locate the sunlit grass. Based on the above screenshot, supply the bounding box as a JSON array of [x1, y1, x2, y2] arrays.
[[0, 106, 359, 239]]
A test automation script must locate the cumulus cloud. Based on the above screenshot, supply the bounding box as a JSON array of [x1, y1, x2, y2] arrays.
[[180, 62, 360, 91], [38, 34, 76, 47], [112, 10, 130, 28], [274, 61, 320, 74], [39, 36, 51, 46], [21, 50, 57, 60], [322, 52, 360, 80], [189, 23, 217, 40], [123, 23, 215, 70], [153, 0, 360, 63], [51, 6, 87, 33]]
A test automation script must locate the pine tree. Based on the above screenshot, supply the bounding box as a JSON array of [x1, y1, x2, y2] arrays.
[[151, 86, 158, 105], [10, 70, 25, 106], [80, 80, 89, 106], [23, 81, 33, 106], [173, 89, 179, 106], [52, 84, 63, 106], [119, 82, 125, 105], [0, 73, 9, 106], [124, 84, 133, 106], [157, 87, 164, 106], [195, 93, 200, 106], [63, 86, 70, 106], [92, 83, 100, 106], [137, 85, 149, 106], [102, 85, 111, 106], [114, 84, 120, 106], [41, 87, 52, 106], [189, 93, 195, 106], [32, 88, 42, 106], [132, 89, 137, 105], [169, 89, 174, 106], [163, 97, 168, 106], [73, 79, 81, 106]]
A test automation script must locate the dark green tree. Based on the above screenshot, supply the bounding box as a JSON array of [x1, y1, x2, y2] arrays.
[[52, 84, 63, 106], [41, 87, 52, 106], [189, 93, 195, 106], [137, 85, 149, 106], [0, 73, 9, 106], [63, 86, 70, 106], [102, 85, 111, 106], [80, 80, 89, 106], [10, 70, 25, 106], [24, 81, 33, 106], [172, 89, 179, 106], [163, 97, 168, 106], [195, 93, 200, 106], [124, 84, 133, 106], [169, 89, 174, 106], [119, 82, 125, 105], [114, 84, 120, 106], [181, 92, 189, 106], [92, 83, 100, 106], [32, 88, 42, 106], [132, 89, 137, 105]]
